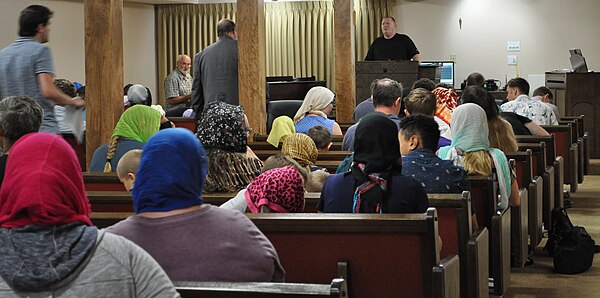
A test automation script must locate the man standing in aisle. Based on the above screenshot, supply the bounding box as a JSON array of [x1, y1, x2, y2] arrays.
[[365, 17, 421, 62], [0, 5, 84, 134], [191, 19, 239, 119]]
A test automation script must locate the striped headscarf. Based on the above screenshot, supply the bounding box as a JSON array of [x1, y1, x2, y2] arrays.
[[282, 133, 318, 167]]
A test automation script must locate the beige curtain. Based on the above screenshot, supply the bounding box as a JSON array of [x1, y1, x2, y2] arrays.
[[156, 1, 392, 100], [354, 0, 395, 61], [156, 4, 236, 104]]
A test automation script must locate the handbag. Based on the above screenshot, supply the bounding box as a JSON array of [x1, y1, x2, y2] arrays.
[[545, 207, 595, 274]]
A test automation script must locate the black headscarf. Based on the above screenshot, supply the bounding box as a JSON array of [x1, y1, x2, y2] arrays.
[[195, 101, 247, 153], [351, 112, 402, 213]]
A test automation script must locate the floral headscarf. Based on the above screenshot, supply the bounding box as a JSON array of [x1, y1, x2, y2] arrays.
[[195, 101, 247, 153]]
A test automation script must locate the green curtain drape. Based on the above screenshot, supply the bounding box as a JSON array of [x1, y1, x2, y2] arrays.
[[156, 1, 393, 103]]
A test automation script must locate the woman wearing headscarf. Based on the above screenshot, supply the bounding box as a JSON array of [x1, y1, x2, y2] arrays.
[[89, 105, 161, 172], [105, 128, 285, 282], [196, 101, 263, 192], [281, 133, 320, 171], [294, 86, 342, 135], [0, 133, 178, 297], [246, 166, 305, 213], [437, 103, 520, 210], [317, 113, 428, 213], [267, 116, 295, 147], [461, 86, 519, 154], [432, 86, 458, 126]]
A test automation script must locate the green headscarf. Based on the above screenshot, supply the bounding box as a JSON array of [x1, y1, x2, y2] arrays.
[[112, 105, 161, 143]]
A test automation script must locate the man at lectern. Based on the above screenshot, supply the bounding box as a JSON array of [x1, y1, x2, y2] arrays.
[[365, 17, 420, 62]]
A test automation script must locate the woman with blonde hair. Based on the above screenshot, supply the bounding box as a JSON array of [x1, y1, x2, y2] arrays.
[[89, 105, 161, 172], [294, 86, 342, 135], [461, 86, 519, 154], [437, 103, 520, 210]]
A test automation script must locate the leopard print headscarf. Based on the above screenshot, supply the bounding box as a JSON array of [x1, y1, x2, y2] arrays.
[[245, 166, 305, 213]]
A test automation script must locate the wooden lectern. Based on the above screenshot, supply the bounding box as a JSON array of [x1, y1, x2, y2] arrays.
[[546, 71, 600, 157], [355, 61, 438, 105]]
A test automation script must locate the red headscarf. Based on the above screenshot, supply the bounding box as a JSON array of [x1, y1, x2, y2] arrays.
[[0, 133, 92, 228]]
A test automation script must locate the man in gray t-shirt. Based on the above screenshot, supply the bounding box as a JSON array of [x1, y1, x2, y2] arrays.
[[0, 5, 84, 134]]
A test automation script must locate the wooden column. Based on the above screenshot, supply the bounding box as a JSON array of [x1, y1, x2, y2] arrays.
[[334, 0, 356, 122], [84, 0, 124, 168], [237, 0, 267, 136]]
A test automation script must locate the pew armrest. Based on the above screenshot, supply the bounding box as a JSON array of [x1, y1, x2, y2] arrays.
[[467, 227, 489, 298], [511, 189, 529, 268], [433, 254, 461, 298], [174, 279, 348, 298]]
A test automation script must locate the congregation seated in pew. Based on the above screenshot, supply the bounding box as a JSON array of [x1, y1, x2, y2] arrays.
[[437, 103, 520, 210], [293, 86, 342, 136], [0, 132, 178, 297], [105, 128, 285, 282], [196, 100, 263, 192], [220, 154, 308, 213], [0, 96, 43, 187], [318, 113, 428, 213], [89, 105, 161, 173]]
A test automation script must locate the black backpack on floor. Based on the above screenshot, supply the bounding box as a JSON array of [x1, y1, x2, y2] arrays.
[[545, 207, 595, 274]]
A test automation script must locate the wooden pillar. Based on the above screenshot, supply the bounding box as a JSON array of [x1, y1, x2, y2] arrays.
[[84, 0, 124, 168], [237, 0, 267, 136], [334, 0, 356, 122]]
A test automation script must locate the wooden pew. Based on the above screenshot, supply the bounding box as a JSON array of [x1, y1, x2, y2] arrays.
[[248, 210, 460, 298], [174, 279, 348, 298], [171, 117, 196, 132], [428, 192, 489, 298], [468, 175, 511, 296], [517, 142, 554, 233], [248, 141, 344, 151], [503, 157, 530, 268], [542, 124, 578, 193], [84, 172, 125, 191], [560, 117, 585, 183], [254, 150, 350, 162], [254, 134, 344, 143]]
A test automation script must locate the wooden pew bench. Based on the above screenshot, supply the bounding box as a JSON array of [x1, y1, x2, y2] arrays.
[[429, 192, 489, 298], [254, 134, 344, 143], [248, 141, 343, 151], [84, 172, 125, 191], [468, 175, 511, 296], [542, 124, 578, 193], [170, 117, 196, 132], [173, 279, 348, 298], [248, 210, 460, 298], [517, 142, 553, 233], [254, 150, 351, 162]]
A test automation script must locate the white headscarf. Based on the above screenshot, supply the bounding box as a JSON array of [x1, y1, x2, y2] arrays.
[[437, 103, 512, 210], [293, 86, 335, 122]]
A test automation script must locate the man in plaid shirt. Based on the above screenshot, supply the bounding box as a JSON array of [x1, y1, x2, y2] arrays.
[[164, 54, 192, 116]]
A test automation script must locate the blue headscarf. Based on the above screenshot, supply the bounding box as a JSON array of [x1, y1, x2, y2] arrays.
[[132, 128, 207, 213]]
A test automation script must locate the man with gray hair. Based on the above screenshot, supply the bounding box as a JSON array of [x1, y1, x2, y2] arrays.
[[191, 19, 239, 119], [0, 5, 84, 134], [0, 96, 43, 186], [164, 54, 192, 116]]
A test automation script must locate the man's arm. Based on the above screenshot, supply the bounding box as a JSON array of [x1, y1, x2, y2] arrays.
[[190, 53, 204, 118], [411, 53, 421, 62], [166, 94, 191, 105], [38, 73, 84, 107], [164, 74, 191, 105]]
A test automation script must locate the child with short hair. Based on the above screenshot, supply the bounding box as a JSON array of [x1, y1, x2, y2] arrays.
[[305, 169, 330, 193], [116, 149, 142, 191], [307, 125, 332, 151]]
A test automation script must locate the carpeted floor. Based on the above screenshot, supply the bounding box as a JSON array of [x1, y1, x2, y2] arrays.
[[505, 175, 600, 297]]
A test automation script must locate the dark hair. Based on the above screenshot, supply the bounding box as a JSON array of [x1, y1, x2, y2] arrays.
[[460, 86, 498, 120], [404, 88, 436, 116], [307, 125, 332, 150], [19, 5, 53, 37], [532, 86, 553, 99], [124, 84, 133, 96], [369, 79, 379, 96], [507, 77, 530, 95], [217, 19, 236, 37], [400, 115, 440, 152], [145, 87, 153, 106], [372, 78, 402, 108], [0, 96, 43, 144], [411, 78, 436, 91], [53, 78, 77, 98], [466, 72, 485, 87]]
